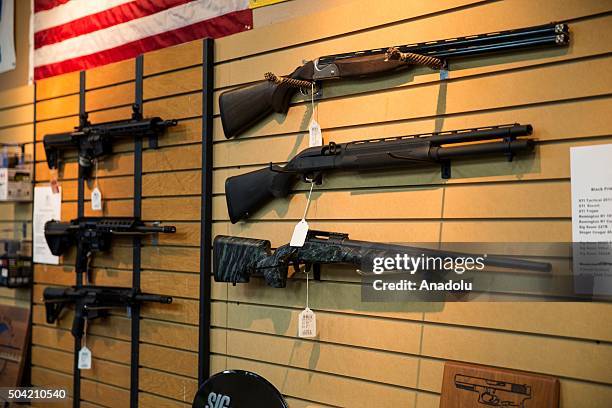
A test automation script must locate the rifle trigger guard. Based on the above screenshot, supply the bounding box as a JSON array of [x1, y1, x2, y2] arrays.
[[304, 172, 323, 185], [299, 81, 322, 100]]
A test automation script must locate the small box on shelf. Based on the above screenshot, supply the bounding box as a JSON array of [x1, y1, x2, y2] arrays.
[[0, 144, 32, 202]]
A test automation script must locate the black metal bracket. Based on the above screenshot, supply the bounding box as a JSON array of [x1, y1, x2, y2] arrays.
[[441, 160, 451, 179], [504, 136, 516, 162]]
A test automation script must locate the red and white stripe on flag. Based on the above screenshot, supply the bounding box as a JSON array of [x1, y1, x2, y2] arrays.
[[34, 0, 253, 80]]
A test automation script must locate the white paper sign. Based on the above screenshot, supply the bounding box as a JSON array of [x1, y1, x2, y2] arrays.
[[33, 186, 62, 264], [570, 144, 612, 295], [0, 0, 16, 74]]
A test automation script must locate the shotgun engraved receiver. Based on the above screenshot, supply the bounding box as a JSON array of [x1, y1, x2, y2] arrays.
[[219, 23, 569, 138], [225, 124, 535, 223]]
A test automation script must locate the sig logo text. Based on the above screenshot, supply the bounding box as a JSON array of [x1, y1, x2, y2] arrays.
[[206, 392, 231, 408]]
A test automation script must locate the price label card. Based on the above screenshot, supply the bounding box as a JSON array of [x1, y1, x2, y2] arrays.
[[91, 187, 102, 211], [78, 346, 92, 370], [290, 219, 309, 247], [298, 307, 316, 338], [309, 119, 322, 147]]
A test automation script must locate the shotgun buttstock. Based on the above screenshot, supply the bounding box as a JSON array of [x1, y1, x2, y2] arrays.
[[225, 167, 295, 223]]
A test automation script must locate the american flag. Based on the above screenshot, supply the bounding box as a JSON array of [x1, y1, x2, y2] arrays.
[[33, 0, 253, 80]]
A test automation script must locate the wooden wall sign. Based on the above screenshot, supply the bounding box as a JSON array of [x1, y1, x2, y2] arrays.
[[0, 305, 29, 387], [440, 361, 559, 408]]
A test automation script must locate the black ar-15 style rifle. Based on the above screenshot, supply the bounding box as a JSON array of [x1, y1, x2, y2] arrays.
[[43, 104, 177, 177], [43, 285, 172, 338], [213, 230, 551, 288], [225, 124, 534, 223], [44, 217, 176, 276], [219, 23, 569, 138]]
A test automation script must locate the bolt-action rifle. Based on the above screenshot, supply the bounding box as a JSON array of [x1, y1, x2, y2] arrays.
[[44, 217, 176, 276], [43, 104, 177, 177], [43, 285, 172, 338], [213, 230, 551, 288], [225, 124, 535, 223], [219, 23, 569, 138]]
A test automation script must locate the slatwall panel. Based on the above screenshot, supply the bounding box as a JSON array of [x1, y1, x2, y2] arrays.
[[31, 53, 200, 406], [210, 0, 612, 407], [0, 85, 34, 307]]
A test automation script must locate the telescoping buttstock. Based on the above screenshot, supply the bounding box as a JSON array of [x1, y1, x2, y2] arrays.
[[225, 124, 535, 223]]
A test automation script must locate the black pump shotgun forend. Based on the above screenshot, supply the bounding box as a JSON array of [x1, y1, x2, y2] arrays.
[[219, 23, 569, 138], [225, 124, 535, 223]]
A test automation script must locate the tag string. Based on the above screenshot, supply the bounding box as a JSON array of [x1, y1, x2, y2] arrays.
[[302, 181, 315, 221], [306, 270, 309, 309], [82, 318, 87, 348], [311, 82, 317, 122], [93, 159, 98, 188]]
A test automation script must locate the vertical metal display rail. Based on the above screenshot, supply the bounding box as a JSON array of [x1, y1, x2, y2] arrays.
[[73, 69, 86, 408], [26, 82, 38, 388], [198, 38, 214, 385], [130, 55, 145, 408]]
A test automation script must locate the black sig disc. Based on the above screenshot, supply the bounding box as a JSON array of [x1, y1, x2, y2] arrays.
[[192, 370, 288, 408]]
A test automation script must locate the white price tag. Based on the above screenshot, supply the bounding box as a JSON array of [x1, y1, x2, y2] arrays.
[[298, 307, 316, 338], [91, 187, 102, 211], [1, 268, 7, 278], [78, 346, 92, 370], [290, 219, 309, 247], [309, 119, 322, 147]]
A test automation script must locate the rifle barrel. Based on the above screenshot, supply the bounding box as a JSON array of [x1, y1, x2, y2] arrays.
[[134, 225, 177, 234], [135, 294, 173, 304], [419, 124, 532, 145], [320, 237, 552, 272], [319, 23, 567, 65]]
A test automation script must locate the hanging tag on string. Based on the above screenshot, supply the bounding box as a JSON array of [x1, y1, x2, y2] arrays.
[[78, 320, 92, 370], [91, 160, 102, 211], [78, 346, 92, 370], [298, 271, 316, 338], [290, 181, 315, 247], [308, 83, 322, 147], [50, 169, 60, 194]]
